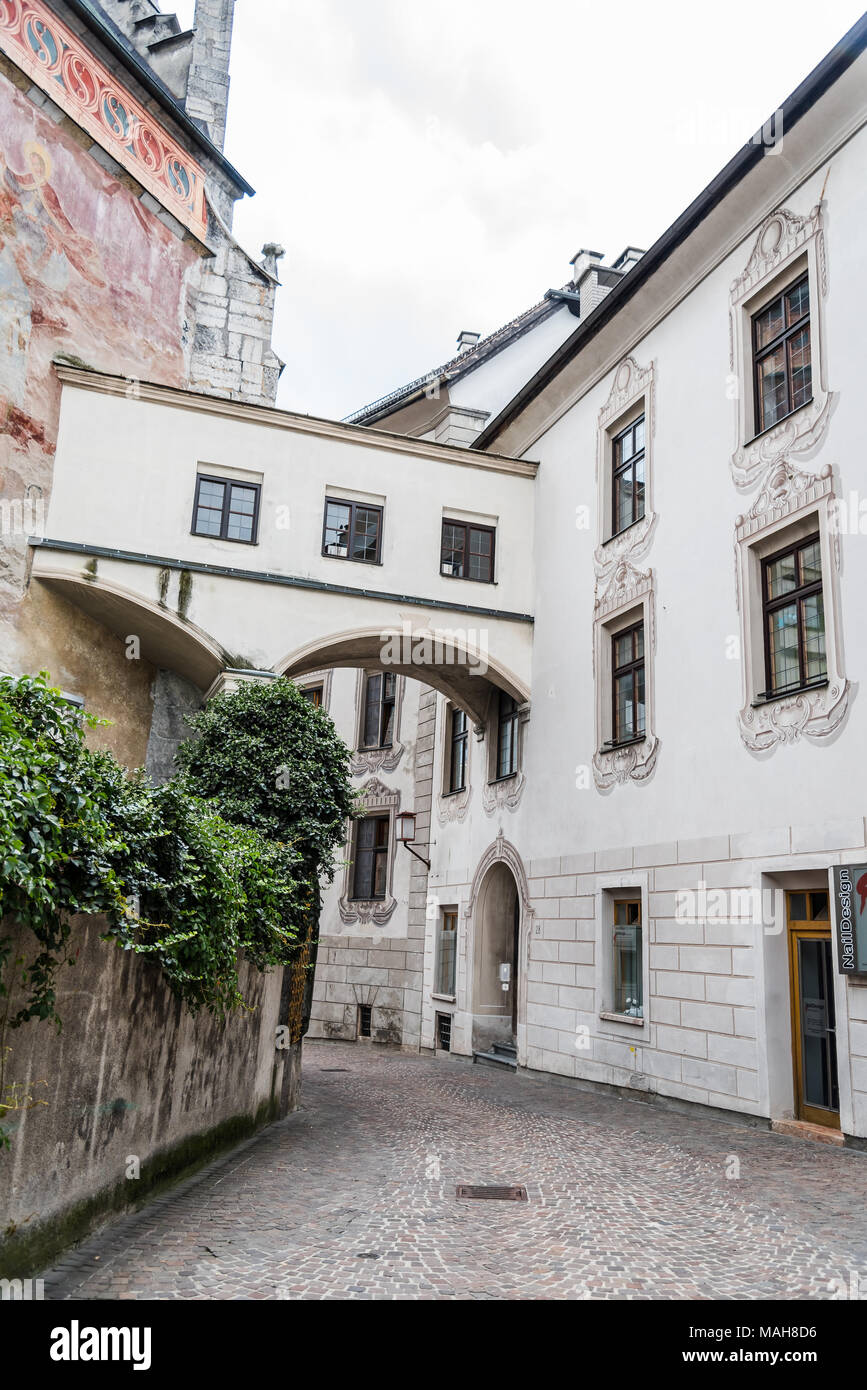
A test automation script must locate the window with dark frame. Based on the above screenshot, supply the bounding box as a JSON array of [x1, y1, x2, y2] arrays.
[[351, 815, 389, 900], [322, 497, 383, 563], [608, 622, 645, 747], [360, 672, 396, 749], [752, 273, 812, 435], [495, 691, 519, 780], [611, 414, 645, 537], [613, 899, 643, 1018], [192, 475, 260, 544], [436, 909, 458, 996], [301, 685, 323, 708], [440, 519, 495, 583], [448, 707, 468, 793], [761, 533, 826, 698]]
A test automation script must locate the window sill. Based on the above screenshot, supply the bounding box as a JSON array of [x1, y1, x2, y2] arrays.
[[191, 531, 259, 547], [357, 744, 394, 754], [752, 678, 828, 707], [347, 896, 388, 904], [747, 396, 813, 447], [602, 515, 646, 546], [440, 570, 497, 586], [441, 786, 467, 799], [322, 553, 383, 566], [431, 993, 456, 1003], [489, 772, 518, 785], [600, 734, 647, 752], [599, 1010, 645, 1027]]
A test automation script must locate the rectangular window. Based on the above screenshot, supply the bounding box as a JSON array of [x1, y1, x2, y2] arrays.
[[322, 498, 383, 563], [448, 707, 468, 793], [762, 533, 826, 697], [436, 909, 458, 996], [301, 685, 323, 707], [441, 519, 495, 583], [351, 815, 389, 900], [192, 475, 260, 544], [611, 415, 645, 536], [361, 672, 396, 749], [613, 899, 643, 1018], [752, 274, 811, 434], [610, 622, 645, 746], [495, 691, 518, 779]]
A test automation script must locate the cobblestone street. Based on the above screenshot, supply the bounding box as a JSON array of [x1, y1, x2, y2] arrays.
[[44, 1041, 867, 1300]]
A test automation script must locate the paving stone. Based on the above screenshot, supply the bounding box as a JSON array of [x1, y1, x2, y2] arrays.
[[40, 1041, 867, 1301]]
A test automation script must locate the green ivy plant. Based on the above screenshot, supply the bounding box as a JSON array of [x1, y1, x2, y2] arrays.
[[0, 672, 356, 1148]]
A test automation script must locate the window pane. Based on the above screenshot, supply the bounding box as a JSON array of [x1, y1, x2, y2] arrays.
[[798, 540, 822, 587], [614, 470, 634, 532], [302, 686, 322, 706], [372, 848, 387, 898], [766, 550, 798, 599], [352, 507, 380, 562], [785, 277, 809, 325], [619, 428, 634, 461], [767, 603, 800, 691], [353, 847, 374, 899], [226, 485, 256, 541], [324, 501, 351, 556], [810, 891, 829, 921], [633, 415, 645, 452], [757, 345, 787, 429], [374, 817, 389, 848], [362, 674, 382, 747], [194, 478, 225, 535], [788, 325, 812, 410], [441, 522, 465, 576], [614, 670, 634, 742], [613, 903, 643, 1016], [754, 295, 784, 351], [801, 592, 826, 682], [789, 892, 807, 921], [635, 663, 645, 736], [614, 631, 634, 670], [468, 550, 491, 582], [437, 912, 457, 994], [633, 453, 645, 523]]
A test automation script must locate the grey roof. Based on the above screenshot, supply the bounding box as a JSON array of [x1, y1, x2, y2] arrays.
[[344, 290, 565, 425]]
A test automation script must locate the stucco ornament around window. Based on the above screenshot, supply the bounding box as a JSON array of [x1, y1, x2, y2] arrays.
[[481, 703, 530, 815], [595, 354, 657, 573], [338, 777, 400, 926], [592, 561, 659, 789], [729, 204, 834, 490], [349, 672, 406, 776], [735, 460, 850, 752]]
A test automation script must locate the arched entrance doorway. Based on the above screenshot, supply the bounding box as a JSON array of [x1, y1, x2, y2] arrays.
[[472, 860, 521, 1057]]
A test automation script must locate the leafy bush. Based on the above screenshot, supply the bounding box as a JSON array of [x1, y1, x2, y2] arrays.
[[175, 676, 357, 900]]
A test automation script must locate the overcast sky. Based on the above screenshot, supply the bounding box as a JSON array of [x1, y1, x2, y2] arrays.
[[174, 1, 864, 421]]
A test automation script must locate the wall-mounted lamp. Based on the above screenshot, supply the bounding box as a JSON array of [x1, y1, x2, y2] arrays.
[[396, 811, 430, 869]]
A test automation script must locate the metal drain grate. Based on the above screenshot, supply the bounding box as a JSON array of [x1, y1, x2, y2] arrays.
[[456, 1184, 527, 1201]]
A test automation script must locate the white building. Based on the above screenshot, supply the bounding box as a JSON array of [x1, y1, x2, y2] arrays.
[[24, 13, 867, 1147], [305, 18, 867, 1144]]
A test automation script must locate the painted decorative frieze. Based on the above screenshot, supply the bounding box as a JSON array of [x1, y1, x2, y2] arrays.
[[0, 0, 208, 240]]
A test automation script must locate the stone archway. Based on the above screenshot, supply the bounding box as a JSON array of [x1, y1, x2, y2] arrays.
[[464, 833, 534, 1061]]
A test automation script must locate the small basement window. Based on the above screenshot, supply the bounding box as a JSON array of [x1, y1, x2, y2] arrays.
[[436, 1013, 452, 1052], [358, 1004, 372, 1038]]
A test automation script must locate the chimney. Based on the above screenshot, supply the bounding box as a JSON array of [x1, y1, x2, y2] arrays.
[[185, 0, 236, 152], [569, 248, 603, 285], [261, 242, 286, 278], [456, 330, 481, 354], [613, 246, 646, 273]]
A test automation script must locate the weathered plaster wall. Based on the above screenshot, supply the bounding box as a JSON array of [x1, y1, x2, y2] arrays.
[[0, 914, 289, 1276]]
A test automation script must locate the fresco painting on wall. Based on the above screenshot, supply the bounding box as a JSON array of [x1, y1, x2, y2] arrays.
[[0, 80, 196, 473]]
